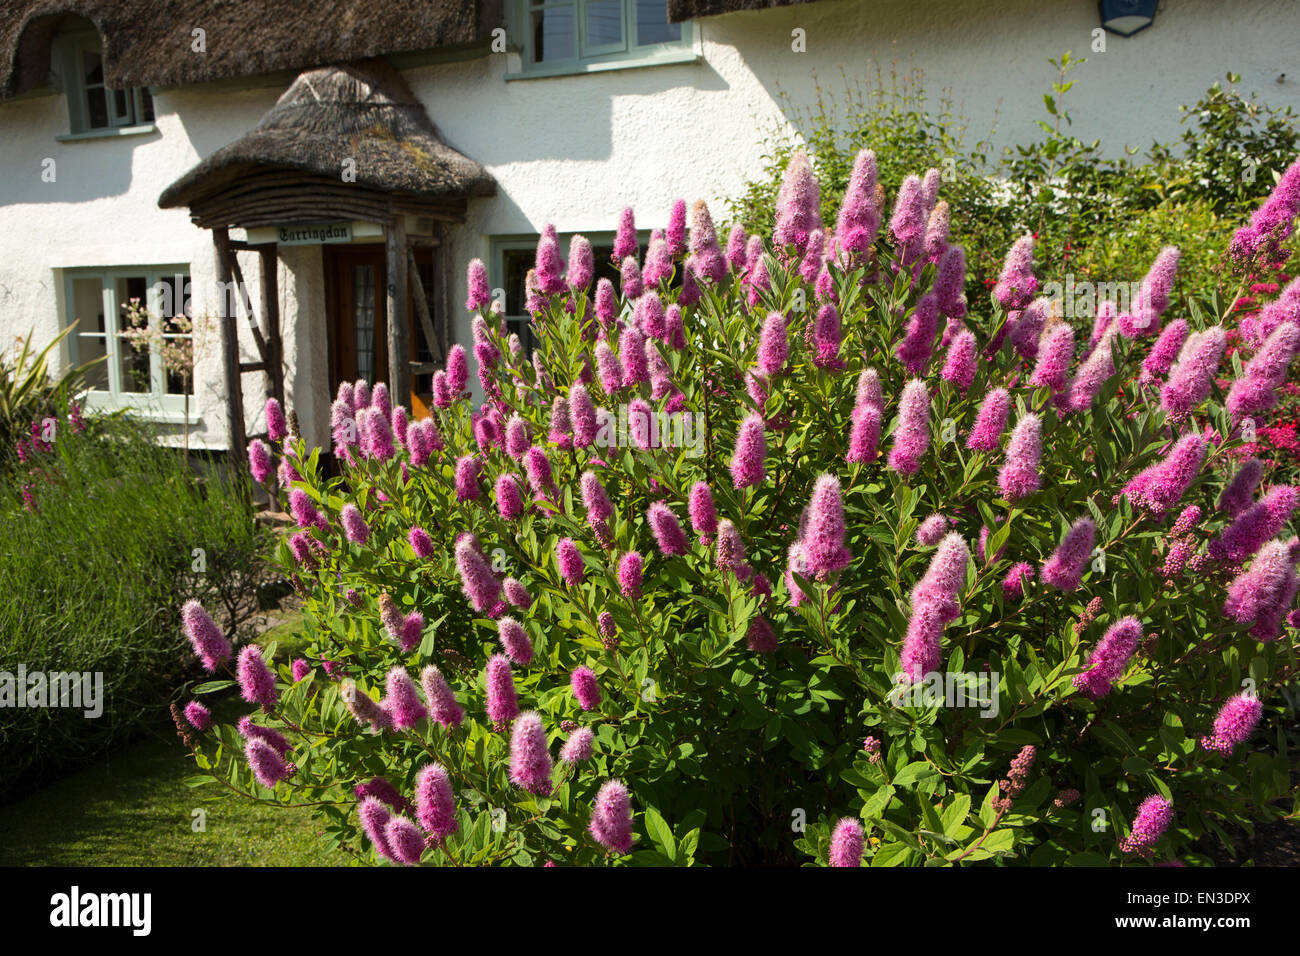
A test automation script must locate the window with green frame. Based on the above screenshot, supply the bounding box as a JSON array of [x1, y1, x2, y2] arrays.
[[490, 233, 646, 355], [52, 21, 155, 135], [515, 0, 692, 73], [63, 266, 193, 418]]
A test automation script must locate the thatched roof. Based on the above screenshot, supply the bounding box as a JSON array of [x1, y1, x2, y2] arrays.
[[158, 59, 494, 226], [666, 0, 818, 21], [0, 0, 499, 100]]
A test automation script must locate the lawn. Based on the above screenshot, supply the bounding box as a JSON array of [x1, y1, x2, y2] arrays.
[[0, 611, 346, 867]]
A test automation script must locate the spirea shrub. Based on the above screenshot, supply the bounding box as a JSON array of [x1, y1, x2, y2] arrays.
[[180, 151, 1300, 866]]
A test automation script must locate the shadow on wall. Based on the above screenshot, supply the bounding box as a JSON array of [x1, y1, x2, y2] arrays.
[[161, 85, 289, 170], [0, 95, 141, 202], [409, 51, 732, 166]]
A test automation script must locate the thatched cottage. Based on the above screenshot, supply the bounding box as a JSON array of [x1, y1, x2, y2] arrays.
[[0, 0, 1295, 456]]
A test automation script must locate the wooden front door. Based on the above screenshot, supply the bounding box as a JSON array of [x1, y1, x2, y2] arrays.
[[325, 244, 437, 414]]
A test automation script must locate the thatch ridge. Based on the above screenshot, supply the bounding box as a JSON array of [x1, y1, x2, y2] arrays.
[[0, 0, 500, 101], [158, 58, 495, 212]]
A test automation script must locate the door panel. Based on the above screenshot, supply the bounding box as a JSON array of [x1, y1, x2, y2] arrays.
[[325, 242, 435, 415]]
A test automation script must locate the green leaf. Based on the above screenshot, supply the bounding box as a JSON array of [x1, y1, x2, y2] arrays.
[[893, 761, 939, 787], [191, 680, 237, 694], [644, 806, 676, 862], [870, 841, 916, 867], [941, 794, 972, 836]]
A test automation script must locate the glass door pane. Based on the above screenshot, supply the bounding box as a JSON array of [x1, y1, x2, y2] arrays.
[[353, 264, 377, 385]]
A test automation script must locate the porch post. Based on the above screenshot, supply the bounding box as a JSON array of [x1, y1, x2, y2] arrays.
[[214, 227, 247, 465], [386, 215, 410, 410], [259, 243, 285, 407]]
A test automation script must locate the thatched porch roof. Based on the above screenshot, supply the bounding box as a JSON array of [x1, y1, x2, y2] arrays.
[[0, 0, 499, 101], [158, 58, 494, 229]]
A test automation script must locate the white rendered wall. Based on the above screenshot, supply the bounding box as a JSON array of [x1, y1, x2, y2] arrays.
[[1, 0, 1296, 448]]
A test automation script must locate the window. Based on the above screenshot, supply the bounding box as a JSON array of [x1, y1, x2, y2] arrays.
[[513, 0, 693, 76], [491, 233, 647, 357], [53, 22, 155, 136], [63, 267, 193, 418]]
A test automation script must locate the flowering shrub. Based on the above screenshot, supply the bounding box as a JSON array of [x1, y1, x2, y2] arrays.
[[179, 150, 1300, 866]]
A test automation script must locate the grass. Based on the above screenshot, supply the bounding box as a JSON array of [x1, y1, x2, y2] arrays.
[[0, 609, 348, 867], [0, 707, 341, 867]]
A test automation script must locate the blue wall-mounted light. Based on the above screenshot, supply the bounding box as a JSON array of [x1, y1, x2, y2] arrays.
[[1098, 0, 1158, 37]]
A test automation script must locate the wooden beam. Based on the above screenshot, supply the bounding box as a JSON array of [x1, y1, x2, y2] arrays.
[[437, 222, 452, 359], [408, 248, 442, 366], [260, 243, 285, 406], [386, 215, 410, 411], [217, 240, 272, 368], [214, 228, 247, 466]]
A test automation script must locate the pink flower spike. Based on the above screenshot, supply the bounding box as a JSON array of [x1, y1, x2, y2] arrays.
[[802, 474, 851, 579], [647, 502, 689, 557], [589, 779, 634, 854], [384, 666, 428, 729], [1120, 795, 1173, 855], [416, 763, 460, 839], [1041, 517, 1097, 592], [835, 148, 880, 258], [888, 379, 930, 474], [182, 600, 232, 672], [997, 413, 1042, 502], [497, 617, 534, 665], [508, 711, 554, 796], [485, 655, 520, 725], [237, 644, 279, 710], [571, 666, 602, 711], [731, 413, 767, 488], [829, 818, 864, 867], [1200, 693, 1264, 756], [420, 665, 465, 729]]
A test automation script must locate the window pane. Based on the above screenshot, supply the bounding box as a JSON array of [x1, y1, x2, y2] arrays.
[[78, 335, 109, 390], [503, 249, 532, 317], [116, 276, 150, 393], [140, 87, 155, 123], [82, 50, 102, 86], [112, 88, 130, 124], [158, 274, 193, 395], [531, 4, 576, 62], [354, 265, 377, 385], [585, 0, 623, 47], [71, 277, 106, 336], [635, 0, 680, 45], [86, 88, 109, 129]]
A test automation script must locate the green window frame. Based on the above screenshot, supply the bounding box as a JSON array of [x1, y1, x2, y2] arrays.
[[509, 0, 696, 78], [62, 266, 194, 421], [52, 26, 155, 137]]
